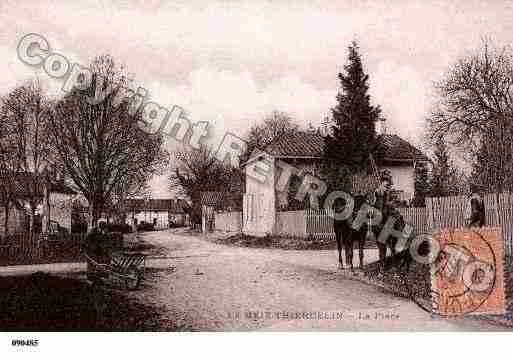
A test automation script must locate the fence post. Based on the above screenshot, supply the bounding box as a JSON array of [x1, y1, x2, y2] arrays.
[[303, 210, 308, 238], [505, 192, 513, 266], [425, 197, 433, 231], [201, 205, 206, 233]]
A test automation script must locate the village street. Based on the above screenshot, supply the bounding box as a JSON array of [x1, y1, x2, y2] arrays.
[[127, 229, 507, 331]]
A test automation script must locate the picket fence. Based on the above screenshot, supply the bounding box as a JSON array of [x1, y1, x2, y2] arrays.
[[426, 193, 513, 259], [213, 192, 513, 261], [397, 207, 430, 234], [211, 207, 432, 239], [302, 196, 513, 258], [0, 234, 42, 265], [304, 207, 429, 240], [0, 232, 125, 266], [305, 209, 334, 239], [0, 233, 88, 266]]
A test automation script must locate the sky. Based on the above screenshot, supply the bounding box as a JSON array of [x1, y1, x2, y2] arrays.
[[1, 0, 513, 197]]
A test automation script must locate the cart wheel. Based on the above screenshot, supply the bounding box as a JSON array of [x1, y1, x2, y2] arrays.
[[125, 268, 142, 290]]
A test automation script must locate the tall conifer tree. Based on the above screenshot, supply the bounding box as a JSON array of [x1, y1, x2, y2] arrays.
[[321, 41, 382, 192]]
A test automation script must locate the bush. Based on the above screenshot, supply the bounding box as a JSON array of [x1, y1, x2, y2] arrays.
[[71, 222, 133, 234], [101, 232, 124, 251], [46, 232, 76, 241], [105, 223, 132, 234], [71, 222, 88, 233], [83, 231, 124, 256], [168, 221, 184, 228], [137, 221, 154, 232]]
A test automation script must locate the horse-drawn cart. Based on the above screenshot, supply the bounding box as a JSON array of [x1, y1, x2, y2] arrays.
[[85, 251, 146, 290]]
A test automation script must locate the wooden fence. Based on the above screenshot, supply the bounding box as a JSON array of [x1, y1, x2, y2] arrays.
[[304, 207, 429, 240], [397, 207, 430, 234], [0, 234, 42, 265], [0, 232, 122, 266], [230, 192, 513, 256], [305, 209, 334, 239], [302, 195, 512, 256], [276, 210, 307, 237], [426, 193, 513, 260]]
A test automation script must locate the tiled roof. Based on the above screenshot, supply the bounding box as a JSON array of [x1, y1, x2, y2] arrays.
[[200, 191, 242, 209], [200, 192, 225, 206], [125, 198, 189, 213], [263, 132, 428, 162], [378, 134, 429, 162]]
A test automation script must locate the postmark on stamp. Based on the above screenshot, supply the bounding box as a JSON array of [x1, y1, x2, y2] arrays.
[[407, 227, 506, 317]]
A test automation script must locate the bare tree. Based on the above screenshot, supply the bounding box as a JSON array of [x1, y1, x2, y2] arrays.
[[428, 40, 513, 192], [429, 137, 467, 197], [0, 103, 21, 236], [47, 55, 168, 230], [170, 145, 242, 223], [0, 80, 53, 234], [243, 110, 298, 161], [105, 175, 153, 224]]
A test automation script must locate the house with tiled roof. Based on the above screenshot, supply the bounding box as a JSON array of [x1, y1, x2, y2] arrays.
[[0, 172, 77, 235], [242, 131, 429, 236], [124, 198, 189, 229], [200, 191, 242, 211]]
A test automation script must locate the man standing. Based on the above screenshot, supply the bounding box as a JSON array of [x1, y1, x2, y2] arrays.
[[465, 186, 486, 228]]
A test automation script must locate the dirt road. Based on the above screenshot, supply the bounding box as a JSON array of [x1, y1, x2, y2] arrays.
[[129, 229, 507, 331]]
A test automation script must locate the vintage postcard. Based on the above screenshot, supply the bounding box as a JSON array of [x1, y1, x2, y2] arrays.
[[1, 0, 513, 352]]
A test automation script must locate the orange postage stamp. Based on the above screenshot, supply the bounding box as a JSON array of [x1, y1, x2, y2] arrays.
[[431, 227, 506, 316]]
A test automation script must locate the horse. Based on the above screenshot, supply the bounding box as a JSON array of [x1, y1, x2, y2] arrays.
[[370, 192, 411, 271], [333, 189, 412, 271], [333, 194, 368, 270]]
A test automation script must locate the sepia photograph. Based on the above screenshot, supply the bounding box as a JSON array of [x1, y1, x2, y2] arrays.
[[1, 0, 513, 355]]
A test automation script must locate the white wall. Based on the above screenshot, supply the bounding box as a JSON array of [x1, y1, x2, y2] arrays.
[[169, 213, 186, 226], [383, 165, 415, 200], [275, 210, 307, 237], [243, 155, 276, 236], [215, 211, 242, 232]]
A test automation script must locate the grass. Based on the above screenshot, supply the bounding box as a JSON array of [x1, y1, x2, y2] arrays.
[[0, 272, 179, 331], [123, 233, 168, 256], [210, 233, 378, 250], [363, 253, 432, 304], [362, 252, 513, 322]]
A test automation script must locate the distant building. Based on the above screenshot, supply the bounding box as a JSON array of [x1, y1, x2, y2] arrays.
[[199, 191, 243, 232], [242, 131, 429, 236], [125, 198, 189, 229], [200, 191, 242, 212]]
